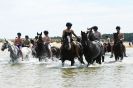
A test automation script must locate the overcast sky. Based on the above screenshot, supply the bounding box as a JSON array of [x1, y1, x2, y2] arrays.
[[0, 0, 133, 39]]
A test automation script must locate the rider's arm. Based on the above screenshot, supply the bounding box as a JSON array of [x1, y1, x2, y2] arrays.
[[99, 32, 102, 39], [120, 33, 124, 41], [47, 37, 51, 44], [14, 39, 17, 45], [71, 30, 78, 38], [61, 30, 66, 42]]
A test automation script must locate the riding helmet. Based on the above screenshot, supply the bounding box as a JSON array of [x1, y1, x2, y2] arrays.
[[66, 22, 72, 27], [25, 35, 29, 39], [44, 31, 49, 35], [116, 26, 120, 30], [17, 32, 21, 36], [92, 26, 98, 30]]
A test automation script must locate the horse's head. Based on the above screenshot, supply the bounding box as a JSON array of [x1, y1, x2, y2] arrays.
[[81, 31, 88, 41], [81, 31, 88, 46], [1, 40, 9, 51], [37, 32, 42, 38], [37, 32, 43, 42], [63, 35, 71, 50]]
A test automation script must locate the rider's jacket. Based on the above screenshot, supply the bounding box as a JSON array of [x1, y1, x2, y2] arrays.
[[113, 32, 124, 44]]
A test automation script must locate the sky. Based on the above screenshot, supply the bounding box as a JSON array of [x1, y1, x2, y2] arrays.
[[0, 0, 133, 39]]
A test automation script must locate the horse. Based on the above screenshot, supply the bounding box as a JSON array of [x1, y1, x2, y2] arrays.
[[60, 35, 85, 66], [1, 40, 20, 62], [35, 32, 49, 61], [113, 41, 124, 61], [103, 42, 111, 53], [21, 47, 32, 59], [51, 46, 60, 58], [1, 40, 32, 62], [81, 31, 104, 66]]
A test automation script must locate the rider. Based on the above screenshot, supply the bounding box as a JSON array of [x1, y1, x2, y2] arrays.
[[86, 27, 95, 41], [61, 22, 80, 58], [110, 26, 127, 58], [23, 35, 30, 47], [92, 26, 102, 41], [43, 30, 52, 58], [105, 36, 111, 44], [14, 32, 23, 60]]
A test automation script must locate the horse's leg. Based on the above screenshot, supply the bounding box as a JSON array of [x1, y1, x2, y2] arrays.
[[121, 56, 123, 61], [61, 58, 65, 67], [78, 56, 85, 65], [120, 53, 123, 61], [39, 56, 42, 62], [84, 56, 91, 66], [102, 55, 104, 62], [71, 59, 75, 66], [98, 56, 102, 64], [115, 55, 117, 61]]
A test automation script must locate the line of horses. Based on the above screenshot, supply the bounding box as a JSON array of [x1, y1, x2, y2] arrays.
[[1, 31, 125, 66]]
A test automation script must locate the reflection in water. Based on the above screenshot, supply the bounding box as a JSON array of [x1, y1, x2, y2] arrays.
[[61, 67, 102, 88], [61, 68, 78, 78]]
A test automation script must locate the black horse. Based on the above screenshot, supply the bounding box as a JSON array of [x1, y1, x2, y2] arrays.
[[35, 32, 48, 61], [60, 35, 85, 66], [81, 31, 104, 66]]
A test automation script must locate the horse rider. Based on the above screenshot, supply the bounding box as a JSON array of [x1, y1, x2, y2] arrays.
[[92, 26, 102, 41], [105, 36, 111, 44], [86, 27, 95, 41], [103, 35, 112, 52], [23, 35, 30, 47], [110, 26, 127, 58], [14, 32, 23, 60], [61, 22, 80, 58], [43, 30, 52, 58]]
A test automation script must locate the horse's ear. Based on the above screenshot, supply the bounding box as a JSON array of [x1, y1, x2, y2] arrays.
[[37, 32, 39, 35], [4, 39, 8, 43], [41, 32, 42, 35]]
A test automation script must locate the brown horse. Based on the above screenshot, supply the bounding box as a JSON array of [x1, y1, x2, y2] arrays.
[[113, 41, 124, 61], [60, 36, 84, 66], [113, 33, 124, 61], [103, 43, 111, 53], [51, 46, 60, 58]]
